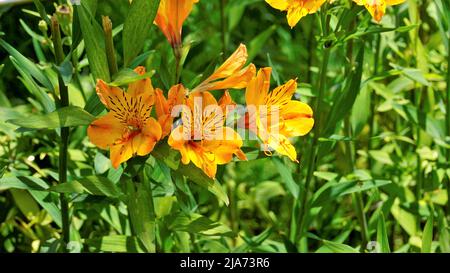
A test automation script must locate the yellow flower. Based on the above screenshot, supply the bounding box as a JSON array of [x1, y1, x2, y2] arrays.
[[353, 0, 406, 22], [154, 0, 199, 48], [265, 0, 326, 28], [87, 67, 162, 169], [168, 91, 246, 178], [191, 44, 256, 93], [245, 67, 314, 162]]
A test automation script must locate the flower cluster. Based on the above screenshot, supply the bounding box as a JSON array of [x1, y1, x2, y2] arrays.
[[87, 44, 314, 178]]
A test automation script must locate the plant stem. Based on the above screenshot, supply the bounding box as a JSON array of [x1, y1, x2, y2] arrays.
[[102, 16, 118, 76], [345, 18, 369, 251], [51, 15, 70, 250], [174, 45, 182, 84], [141, 172, 160, 252], [296, 45, 330, 246], [345, 115, 369, 250], [415, 89, 423, 220], [368, 34, 381, 169], [446, 40, 450, 215]]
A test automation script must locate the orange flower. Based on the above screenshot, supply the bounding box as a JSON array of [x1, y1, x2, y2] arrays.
[[245, 67, 314, 161], [191, 44, 256, 93], [87, 67, 162, 168], [154, 44, 254, 139], [353, 0, 406, 22], [168, 91, 246, 178], [154, 84, 187, 138], [266, 0, 326, 28], [154, 0, 199, 48]]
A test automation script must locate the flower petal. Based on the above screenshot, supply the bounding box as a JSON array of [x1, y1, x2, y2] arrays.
[[267, 133, 298, 162], [204, 127, 245, 164], [96, 80, 129, 110], [132, 118, 162, 156], [206, 44, 248, 81], [245, 67, 272, 107], [265, 0, 289, 10], [280, 100, 315, 137], [200, 64, 256, 92], [127, 66, 155, 106], [286, 4, 309, 28], [387, 0, 406, 5], [265, 79, 297, 108], [87, 112, 125, 149], [110, 141, 134, 169]]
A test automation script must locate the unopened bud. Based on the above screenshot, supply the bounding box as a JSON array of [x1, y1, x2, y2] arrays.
[[38, 20, 48, 33]]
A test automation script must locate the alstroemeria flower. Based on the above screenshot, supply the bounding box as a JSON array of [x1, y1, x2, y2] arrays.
[[155, 84, 187, 138], [154, 0, 199, 48], [191, 44, 256, 93], [266, 0, 326, 28], [88, 67, 162, 168], [353, 0, 406, 22], [245, 67, 314, 162], [168, 91, 246, 178]]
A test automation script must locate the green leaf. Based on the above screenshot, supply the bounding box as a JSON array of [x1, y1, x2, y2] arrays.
[[94, 152, 112, 175], [377, 212, 390, 253], [179, 164, 230, 206], [10, 189, 40, 219], [393, 103, 447, 146], [125, 179, 156, 252], [0, 176, 49, 191], [421, 210, 434, 253], [29, 190, 62, 227], [50, 176, 123, 198], [7, 106, 95, 129], [109, 68, 154, 87], [323, 45, 364, 137], [153, 143, 229, 205], [9, 57, 55, 113], [84, 235, 145, 253], [76, 2, 110, 81], [273, 158, 299, 198], [369, 150, 394, 165], [72, 0, 97, 50], [32, 0, 50, 25], [437, 209, 450, 252], [321, 240, 359, 253], [312, 179, 391, 207], [0, 39, 54, 93], [168, 212, 234, 237], [123, 0, 160, 67], [390, 198, 417, 236]]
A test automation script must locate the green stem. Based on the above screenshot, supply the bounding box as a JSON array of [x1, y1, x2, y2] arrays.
[[141, 172, 160, 252], [368, 34, 381, 169], [353, 191, 370, 250], [296, 45, 330, 246], [295, 9, 332, 247], [51, 15, 70, 250], [415, 89, 423, 218], [446, 38, 450, 215], [345, 116, 369, 250], [345, 18, 369, 251], [102, 16, 118, 76]]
